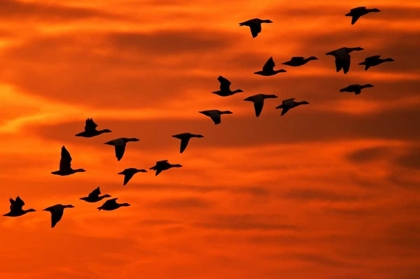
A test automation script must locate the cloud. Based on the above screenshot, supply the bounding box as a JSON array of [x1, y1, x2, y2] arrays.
[[150, 197, 212, 209], [346, 146, 391, 163], [394, 146, 420, 169], [283, 188, 361, 202]]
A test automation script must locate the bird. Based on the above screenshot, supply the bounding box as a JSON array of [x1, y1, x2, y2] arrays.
[[80, 187, 111, 203], [326, 47, 364, 74], [254, 57, 286, 76], [104, 137, 140, 161], [340, 84, 374, 95], [282, 56, 318, 67], [239, 18, 272, 38], [43, 204, 74, 228], [212, 76, 243, 97], [51, 146, 86, 176], [345, 7, 381, 25], [172, 133, 204, 153], [199, 110, 233, 125], [3, 197, 36, 217], [150, 160, 182, 176], [359, 55, 394, 71], [244, 94, 278, 117], [97, 198, 130, 211], [118, 168, 147, 186], [275, 98, 309, 116], [75, 118, 111, 138]]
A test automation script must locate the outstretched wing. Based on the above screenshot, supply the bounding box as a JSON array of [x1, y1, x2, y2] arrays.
[[249, 24, 261, 38], [262, 57, 275, 72], [51, 209, 64, 228], [9, 197, 24, 211], [115, 144, 126, 161], [85, 118, 98, 132], [253, 100, 264, 117], [218, 76, 231, 91], [210, 114, 221, 125], [336, 53, 350, 74], [89, 187, 101, 198], [351, 15, 361, 25], [179, 138, 191, 154], [123, 173, 134, 186], [59, 146, 72, 171], [281, 107, 290, 116]]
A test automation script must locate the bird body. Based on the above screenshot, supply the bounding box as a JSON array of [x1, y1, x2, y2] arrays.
[[172, 133, 204, 153], [254, 57, 286, 76], [75, 118, 111, 138], [150, 160, 182, 176], [345, 7, 381, 25], [212, 76, 243, 97], [359, 55, 394, 70], [104, 137, 139, 161], [98, 198, 130, 211], [244, 94, 278, 117], [80, 187, 111, 203], [3, 196, 36, 217], [118, 168, 147, 186], [340, 84, 374, 95], [282, 56, 318, 67], [326, 47, 364, 74], [239, 18, 272, 38], [199, 110, 232, 125], [51, 146, 86, 176], [43, 204, 74, 228], [275, 98, 309, 116]]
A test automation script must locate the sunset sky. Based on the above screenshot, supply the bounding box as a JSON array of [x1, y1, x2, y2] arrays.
[[0, 0, 419, 278]]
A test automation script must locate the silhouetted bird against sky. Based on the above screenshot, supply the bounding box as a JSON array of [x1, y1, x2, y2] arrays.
[[98, 198, 130, 211], [212, 76, 243, 97], [118, 168, 147, 186], [340, 84, 374, 95], [359, 55, 394, 71], [199, 110, 233, 125], [150, 160, 182, 176], [80, 187, 111, 203], [244, 94, 278, 117], [326, 47, 364, 74], [239, 18, 272, 38], [254, 57, 286, 76], [51, 146, 86, 176], [104, 137, 139, 161], [43, 204, 74, 228], [345, 7, 380, 25], [275, 98, 309, 116], [3, 196, 35, 217], [75, 118, 111, 138], [282, 56, 318, 67], [172, 133, 204, 153]]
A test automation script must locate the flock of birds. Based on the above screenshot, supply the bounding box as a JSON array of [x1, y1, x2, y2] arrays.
[[3, 6, 394, 229]]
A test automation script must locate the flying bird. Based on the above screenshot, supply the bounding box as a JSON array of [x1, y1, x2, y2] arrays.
[[118, 168, 147, 186], [282, 56, 318, 67], [244, 94, 278, 117], [326, 47, 364, 74], [80, 187, 111, 203], [98, 198, 130, 211], [3, 196, 36, 217], [254, 57, 286, 76], [172, 133, 204, 153], [43, 204, 74, 228], [345, 7, 381, 25], [359, 55, 394, 71], [199, 110, 233, 125], [75, 118, 111, 138], [212, 76, 243, 97], [104, 137, 140, 161], [275, 98, 309, 116], [340, 84, 374, 95], [51, 146, 86, 176], [150, 160, 182, 176], [239, 18, 272, 38]]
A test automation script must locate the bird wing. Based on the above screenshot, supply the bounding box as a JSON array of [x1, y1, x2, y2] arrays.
[[210, 113, 221, 125], [281, 107, 290, 116], [351, 6, 366, 12], [262, 57, 275, 72], [115, 144, 126, 161], [283, 98, 295, 104], [89, 187, 101, 198], [51, 208, 64, 228], [85, 118, 98, 132], [179, 138, 191, 153], [351, 15, 361, 25], [253, 100, 264, 117], [59, 146, 72, 171], [355, 88, 361, 95], [157, 160, 169, 164], [336, 53, 350, 74], [250, 24, 261, 38], [218, 76, 231, 91], [155, 169, 163, 176], [123, 173, 134, 186]]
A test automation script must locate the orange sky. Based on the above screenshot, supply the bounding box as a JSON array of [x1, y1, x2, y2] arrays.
[[0, 0, 419, 278]]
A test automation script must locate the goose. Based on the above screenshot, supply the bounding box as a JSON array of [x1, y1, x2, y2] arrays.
[[359, 55, 394, 71], [275, 98, 309, 116], [3, 196, 36, 217], [282, 56, 318, 67], [326, 47, 364, 74], [212, 76, 243, 97], [340, 84, 374, 95], [244, 94, 278, 117], [118, 168, 147, 186], [239, 18, 272, 38], [75, 118, 111, 138], [98, 198, 130, 211], [150, 160, 182, 176], [104, 137, 139, 161], [254, 57, 286, 76], [346, 7, 380, 25], [172, 133, 204, 153], [199, 110, 232, 125], [80, 187, 111, 203], [43, 204, 74, 228], [51, 146, 86, 176]]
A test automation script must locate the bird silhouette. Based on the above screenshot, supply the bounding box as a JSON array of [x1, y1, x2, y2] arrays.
[[239, 18, 272, 38], [118, 168, 147, 186], [150, 160, 182, 176], [172, 133, 204, 153], [98, 198, 130, 211], [51, 146, 86, 176], [345, 7, 380, 25], [199, 110, 233, 125], [43, 204, 74, 228], [326, 47, 364, 74], [340, 84, 374, 95], [104, 137, 140, 161], [212, 76, 243, 97], [282, 56, 318, 67], [244, 94, 278, 117], [3, 197, 36, 217], [75, 118, 112, 138], [80, 187, 111, 203], [275, 98, 309, 116], [359, 55, 394, 71], [254, 57, 286, 76]]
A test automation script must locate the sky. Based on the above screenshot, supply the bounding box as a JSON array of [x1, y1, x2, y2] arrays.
[[0, 0, 419, 278]]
